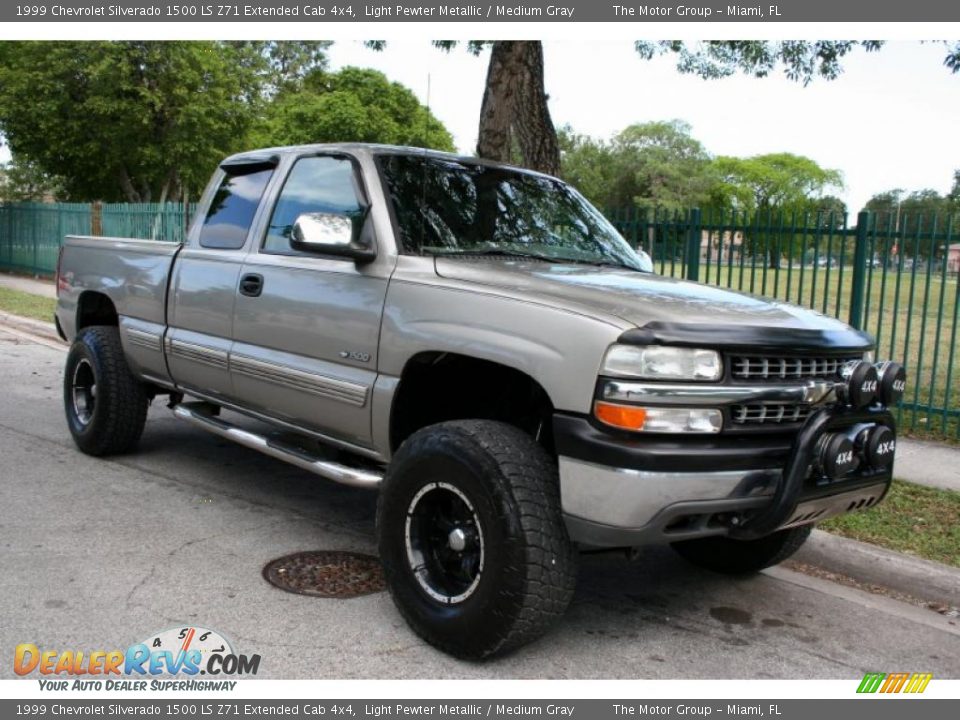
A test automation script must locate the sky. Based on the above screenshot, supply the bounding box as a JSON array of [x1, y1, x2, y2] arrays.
[[1, 40, 955, 213], [327, 40, 959, 213]]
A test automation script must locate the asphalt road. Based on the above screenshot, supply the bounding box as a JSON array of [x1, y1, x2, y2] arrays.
[[1, 328, 958, 680]]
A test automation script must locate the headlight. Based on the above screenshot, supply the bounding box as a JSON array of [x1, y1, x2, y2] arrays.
[[601, 344, 722, 381]]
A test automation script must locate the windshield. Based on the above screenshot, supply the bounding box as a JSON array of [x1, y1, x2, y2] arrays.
[[377, 154, 652, 271]]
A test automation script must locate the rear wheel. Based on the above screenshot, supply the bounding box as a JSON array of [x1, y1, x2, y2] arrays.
[[64, 326, 149, 456], [671, 525, 812, 575], [377, 420, 577, 660]]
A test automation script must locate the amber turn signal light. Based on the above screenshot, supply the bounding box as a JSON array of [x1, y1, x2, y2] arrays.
[[594, 401, 648, 431]]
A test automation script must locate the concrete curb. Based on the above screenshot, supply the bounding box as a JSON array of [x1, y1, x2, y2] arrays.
[[794, 529, 960, 608], [0, 312, 64, 347]]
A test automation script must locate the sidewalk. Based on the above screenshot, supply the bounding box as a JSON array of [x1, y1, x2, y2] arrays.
[[0, 272, 56, 299], [0, 271, 957, 491], [894, 438, 960, 493]]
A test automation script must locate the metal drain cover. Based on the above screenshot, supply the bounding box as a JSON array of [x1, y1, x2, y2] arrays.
[[263, 551, 385, 598]]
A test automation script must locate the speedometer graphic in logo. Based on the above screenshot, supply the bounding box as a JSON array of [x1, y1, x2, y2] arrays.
[[138, 626, 233, 674]]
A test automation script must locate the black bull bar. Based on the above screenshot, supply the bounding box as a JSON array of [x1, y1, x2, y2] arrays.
[[730, 405, 896, 540]]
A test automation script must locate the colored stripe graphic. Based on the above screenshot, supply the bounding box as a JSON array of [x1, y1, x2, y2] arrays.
[[857, 673, 885, 693], [857, 672, 932, 694], [881, 672, 908, 693], [905, 674, 933, 694]]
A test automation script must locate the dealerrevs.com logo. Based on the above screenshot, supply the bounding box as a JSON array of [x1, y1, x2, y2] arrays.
[[14, 626, 259, 691]]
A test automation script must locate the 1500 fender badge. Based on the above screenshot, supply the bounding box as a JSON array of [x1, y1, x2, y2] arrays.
[[339, 350, 371, 362]]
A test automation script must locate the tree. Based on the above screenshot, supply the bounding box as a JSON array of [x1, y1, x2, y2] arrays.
[[254, 66, 454, 151], [560, 120, 715, 211], [0, 41, 334, 203], [946, 170, 960, 206], [249, 40, 332, 95], [865, 188, 953, 222], [560, 124, 844, 220], [0, 156, 65, 202], [708, 153, 843, 266], [634, 40, 885, 84], [946, 43, 960, 73], [0, 41, 273, 202], [709, 153, 843, 211], [811, 195, 848, 227], [373, 41, 559, 172], [557, 127, 617, 206], [609, 121, 715, 211], [428, 40, 958, 175], [475, 42, 559, 175], [865, 186, 958, 259]]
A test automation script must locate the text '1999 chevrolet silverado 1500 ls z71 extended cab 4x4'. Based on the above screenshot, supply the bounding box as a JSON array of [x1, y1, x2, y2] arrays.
[[55, 144, 906, 659]]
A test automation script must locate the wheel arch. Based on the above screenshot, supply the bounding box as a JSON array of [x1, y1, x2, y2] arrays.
[[388, 351, 557, 454], [75, 290, 119, 332]]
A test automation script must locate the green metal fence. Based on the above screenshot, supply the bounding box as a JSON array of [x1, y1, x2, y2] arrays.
[[101, 202, 188, 244], [0, 202, 92, 275], [0, 201, 187, 275], [608, 207, 959, 440], [0, 201, 957, 439]]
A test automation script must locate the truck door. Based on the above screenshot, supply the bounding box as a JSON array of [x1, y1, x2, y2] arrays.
[[166, 160, 276, 401], [230, 153, 389, 449]]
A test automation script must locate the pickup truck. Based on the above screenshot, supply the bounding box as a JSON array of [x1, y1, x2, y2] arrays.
[[55, 143, 906, 659]]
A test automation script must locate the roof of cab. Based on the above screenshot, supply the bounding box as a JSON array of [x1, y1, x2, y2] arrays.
[[219, 143, 555, 180]]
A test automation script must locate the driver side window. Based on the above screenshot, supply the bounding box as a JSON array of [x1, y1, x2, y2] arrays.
[[262, 155, 364, 254]]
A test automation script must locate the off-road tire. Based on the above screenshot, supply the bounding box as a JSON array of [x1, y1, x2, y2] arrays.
[[377, 420, 577, 660], [671, 525, 813, 575], [64, 326, 149, 456]]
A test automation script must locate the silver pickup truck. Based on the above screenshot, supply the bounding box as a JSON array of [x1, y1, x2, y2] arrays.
[[55, 143, 905, 659]]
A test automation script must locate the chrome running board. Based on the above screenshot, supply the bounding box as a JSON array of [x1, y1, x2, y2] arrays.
[[172, 402, 382, 489]]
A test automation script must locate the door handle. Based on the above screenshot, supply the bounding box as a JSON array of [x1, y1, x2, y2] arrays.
[[239, 273, 264, 297]]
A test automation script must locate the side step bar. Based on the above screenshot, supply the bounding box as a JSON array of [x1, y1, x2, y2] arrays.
[[172, 402, 383, 489]]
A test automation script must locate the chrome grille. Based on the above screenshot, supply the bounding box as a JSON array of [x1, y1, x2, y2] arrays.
[[730, 403, 811, 425], [730, 355, 858, 381]]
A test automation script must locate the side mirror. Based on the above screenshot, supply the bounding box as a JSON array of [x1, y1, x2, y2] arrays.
[[290, 210, 375, 263]]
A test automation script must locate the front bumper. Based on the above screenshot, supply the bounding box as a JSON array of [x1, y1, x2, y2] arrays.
[[554, 407, 895, 548]]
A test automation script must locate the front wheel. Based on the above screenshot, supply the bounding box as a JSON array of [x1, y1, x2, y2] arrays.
[[671, 525, 812, 575], [64, 326, 149, 456], [377, 420, 577, 660]]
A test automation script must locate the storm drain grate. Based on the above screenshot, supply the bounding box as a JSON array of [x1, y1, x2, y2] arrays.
[[263, 551, 386, 598]]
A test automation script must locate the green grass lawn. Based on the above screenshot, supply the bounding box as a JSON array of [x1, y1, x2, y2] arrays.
[[822, 480, 960, 568], [0, 286, 56, 323]]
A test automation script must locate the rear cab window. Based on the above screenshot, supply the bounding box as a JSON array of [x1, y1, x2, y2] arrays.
[[199, 165, 275, 250]]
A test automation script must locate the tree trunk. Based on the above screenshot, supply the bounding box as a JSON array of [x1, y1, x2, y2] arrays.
[[117, 167, 142, 203], [476, 42, 516, 165], [157, 167, 178, 206], [476, 41, 560, 176], [150, 168, 174, 239]]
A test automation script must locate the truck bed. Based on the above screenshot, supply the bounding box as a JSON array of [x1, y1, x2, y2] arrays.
[[56, 235, 181, 387]]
